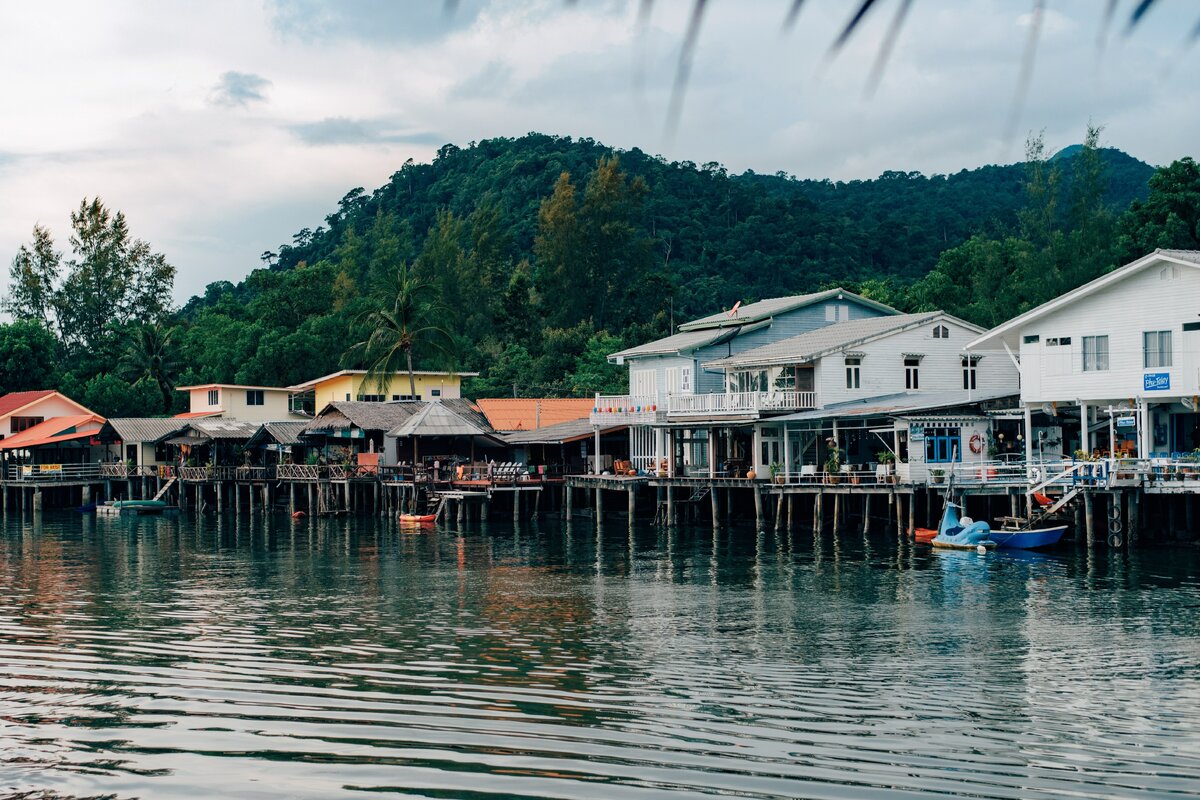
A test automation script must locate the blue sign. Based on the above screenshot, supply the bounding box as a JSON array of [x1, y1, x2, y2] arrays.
[[1144, 373, 1171, 391], [1116, 416, 1136, 428]]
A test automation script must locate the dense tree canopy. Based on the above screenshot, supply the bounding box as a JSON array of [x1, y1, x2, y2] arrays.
[[3, 132, 1195, 412]]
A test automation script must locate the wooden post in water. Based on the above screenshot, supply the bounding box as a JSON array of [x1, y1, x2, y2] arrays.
[[710, 486, 719, 528], [907, 491, 915, 537], [774, 493, 784, 532], [627, 486, 636, 526], [594, 487, 603, 525], [752, 484, 763, 529], [1084, 491, 1095, 546], [862, 493, 871, 534], [666, 485, 675, 526], [1128, 491, 1139, 546], [832, 493, 840, 531], [815, 491, 823, 530], [565, 486, 572, 519], [786, 495, 794, 530]]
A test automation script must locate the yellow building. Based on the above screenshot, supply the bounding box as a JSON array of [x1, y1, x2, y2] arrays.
[[287, 369, 477, 410]]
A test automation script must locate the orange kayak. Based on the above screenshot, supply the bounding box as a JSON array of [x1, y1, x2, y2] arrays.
[[913, 527, 938, 544], [399, 514, 436, 524]]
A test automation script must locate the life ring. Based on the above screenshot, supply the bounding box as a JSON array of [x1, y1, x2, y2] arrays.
[[968, 433, 984, 454]]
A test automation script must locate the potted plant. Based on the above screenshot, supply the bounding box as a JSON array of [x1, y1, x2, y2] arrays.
[[824, 451, 843, 485], [768, 462, 785, 484], [746, 468, 757, 480], [929, 468, 946, 484]]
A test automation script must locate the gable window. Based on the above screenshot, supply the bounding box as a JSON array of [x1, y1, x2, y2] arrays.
[[11, 416, 44, 433], [1082, 335, 1109, 372], [245, 390, 264, 406], [207, 389, 219, 406], [845, 357, 861, 389], [1143, 330, 1172, 368], [932, 325, 949, 339], [925, 426, 962, 463], [825, 303, 850, 322], [904, 357, 920, 390], [962, 357, 978, 390]]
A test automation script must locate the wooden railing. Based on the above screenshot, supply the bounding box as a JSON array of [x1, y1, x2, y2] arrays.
[[8, 463, 103, 482]]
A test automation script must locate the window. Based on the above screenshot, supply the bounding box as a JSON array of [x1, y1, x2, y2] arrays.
[[245, 389, 264, 406], [357, 394, 386, 402], [391, 395, 416, 401], [1082, 335, 1109, 372], [932, 325, 949, 339], [1023, 334, 1040, 344], [631, 369, 656, 397], [925, 426, 962, 463], [665, 366, 682, 394], [429, 388, 442, 398], [11, 416, 43, 433], [207, 389, 219, 406], [1184, 322, 1200, 332], [1045, 337, 1071, 346], [345, 393, 351, 401], [904, 357, 920, 389], [1143, 330, 1172, 368], [962, 357, 978, 390], [1160, 265, 1182, 281], [845, 357, 861, 389], [825, 303, 850, 322]]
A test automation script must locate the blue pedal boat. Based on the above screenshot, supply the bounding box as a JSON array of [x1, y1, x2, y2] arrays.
[[931, 502, 995, 550]]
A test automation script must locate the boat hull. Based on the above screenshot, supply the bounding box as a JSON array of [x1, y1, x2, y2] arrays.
[[399, 514, 436, 524], [932, 539, 995, 550], [992, 526, 1067, 550], [913, 527, 937, 544]]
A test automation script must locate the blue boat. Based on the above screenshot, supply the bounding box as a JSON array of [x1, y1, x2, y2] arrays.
[[931, 502, 994, 550], [987, 525, 1068, 550]]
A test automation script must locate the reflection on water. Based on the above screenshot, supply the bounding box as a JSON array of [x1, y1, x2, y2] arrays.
[[1, 511, 1198, 799]]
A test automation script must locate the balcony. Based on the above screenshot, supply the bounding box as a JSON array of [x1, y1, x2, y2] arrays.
[[667, 391, 817, 418], [589, 395, 662, 425]]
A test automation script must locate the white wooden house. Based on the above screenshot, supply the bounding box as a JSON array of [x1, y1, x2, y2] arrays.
[[592, 288, 900, 472], [966, 249, 1200, 461], [705, 312, 1020, 478]]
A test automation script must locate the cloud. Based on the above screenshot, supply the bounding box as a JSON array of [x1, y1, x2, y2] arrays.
[[210, 71, 273, 107], [266, 0, 486, 44], [288, 116, 442, 147]]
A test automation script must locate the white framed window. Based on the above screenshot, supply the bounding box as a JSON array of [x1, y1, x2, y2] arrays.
[[845, 357, 861, 389], [932, 325, 950, 339], [962, 357, 978, 390], [904, 357, 920, 390], [825, 303, 850, 322], [245, 389, 264, 406], [665, 366, 682, 394], [1143, 330, 1172, 368], [207, 388, 219, 406], [1082, 335, 1109, 372]]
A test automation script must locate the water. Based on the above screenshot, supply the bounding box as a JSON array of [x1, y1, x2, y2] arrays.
[[1, 512, 1198, 799]]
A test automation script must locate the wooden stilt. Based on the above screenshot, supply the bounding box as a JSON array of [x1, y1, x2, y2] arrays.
[[666, 485, 675, 527], [627, 487, 636, 526], [863, 493, 871, 534], [710, 485, 719, 528], [1084, 491, 1095, 546], [752, 484, 763, 529], [594, 488, 602, 525], [774, 493, 784, 532], [907, 491, 915, 537]]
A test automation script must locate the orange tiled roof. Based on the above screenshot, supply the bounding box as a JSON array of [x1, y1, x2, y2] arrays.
[[474, 398, 594, 432], [0, 414, 105, 449], [0, 390, 56, 417]]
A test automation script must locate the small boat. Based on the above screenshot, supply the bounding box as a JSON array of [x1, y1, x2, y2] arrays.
[[931, 502, 994, 550], [398, 513, 436, 524], [96, 499, 170, 516], [988, 525, 1068, 550], [913, 527, 938, 544]]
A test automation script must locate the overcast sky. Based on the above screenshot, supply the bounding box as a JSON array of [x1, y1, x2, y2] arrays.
[[1, 0, 1196, 302]]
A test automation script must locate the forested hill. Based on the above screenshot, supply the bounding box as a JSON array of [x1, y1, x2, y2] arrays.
[[197, 135, 1152, 319]]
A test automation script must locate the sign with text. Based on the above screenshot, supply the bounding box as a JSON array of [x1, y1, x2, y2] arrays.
[[1116, 417, 1136, 428], [1144, 373, 1171, 391]]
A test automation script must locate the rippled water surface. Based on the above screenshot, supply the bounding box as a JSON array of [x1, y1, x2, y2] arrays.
[[1, 511, 1199, 799]]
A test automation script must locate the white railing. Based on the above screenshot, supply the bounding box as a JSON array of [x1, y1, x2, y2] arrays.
[[589, 394, 660, 425], [667, 391, 817, 417], [7, 463, 102, 482]]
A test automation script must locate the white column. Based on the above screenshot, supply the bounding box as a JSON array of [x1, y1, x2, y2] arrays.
[[593, 426, 601, 474], [782, 425, 791, 477], [1079, 402, 1090, 454], [1023, 404, 1034, 476], [1139, 401, 1151, 458]]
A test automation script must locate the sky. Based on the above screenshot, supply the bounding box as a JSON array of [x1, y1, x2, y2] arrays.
[[0, 0, 1196, 303]]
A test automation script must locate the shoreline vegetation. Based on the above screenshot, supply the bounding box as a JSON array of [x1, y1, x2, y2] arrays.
[[3, 130, 1197, 419]]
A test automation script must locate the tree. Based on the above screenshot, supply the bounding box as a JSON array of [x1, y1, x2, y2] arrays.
[[0, 321, 59, 393], [5, 224, 60, 324], [52, 197, 176, 354], [342, 262, 456, 399], [79, 373, 161, 418], [119, 323, 179, 414], [1114, 157, 1200, 261]]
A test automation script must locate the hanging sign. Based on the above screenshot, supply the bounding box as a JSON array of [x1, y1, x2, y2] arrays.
[[1144, 373, 1171, 391], [909, 424, 925, 442], [1116, 417, 1136, 428]]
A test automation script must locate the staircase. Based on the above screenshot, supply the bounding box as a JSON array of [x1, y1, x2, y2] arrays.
[[152, 477, 176, 502]]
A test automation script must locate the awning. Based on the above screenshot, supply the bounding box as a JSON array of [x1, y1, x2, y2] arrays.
[[166, 434, 212, 446]]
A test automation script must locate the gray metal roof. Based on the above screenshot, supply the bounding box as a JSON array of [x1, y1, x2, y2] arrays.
[[678, 288, 899, 332], [305, 399, 495, 435], [1158, 249, 1200, 264], [503, 418, 625, 445], [609, 327, 739, 360], [247, 421, 311, 448], [388, 402, 493, 438], [99, 418, 188, 444], [768, 390, 1018, 423], [190, 419, 264, 440], [705, 312, 969, 369]]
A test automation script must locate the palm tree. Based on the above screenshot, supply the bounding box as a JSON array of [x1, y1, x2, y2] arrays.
[[120, 323, 179, 414], [343, 263, 456, 399]]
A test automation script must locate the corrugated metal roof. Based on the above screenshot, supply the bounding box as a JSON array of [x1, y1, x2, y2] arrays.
[[768, 390, 1017, 423], [303, 399, 494, 435], [388, 402, 493, 438], [678, 288, 899, 331], [475, 398, 593, 431], [609, 327, 739, 359], [705, 313, 954, 369], [190, 419, 263, 440], [100, 418, 189, 444], [247, 421, 311, 448], [503, 419, 626, 445]]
